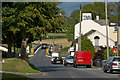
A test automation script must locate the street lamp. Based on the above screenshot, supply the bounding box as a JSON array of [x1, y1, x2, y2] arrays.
[[105, 0, 109, 60]]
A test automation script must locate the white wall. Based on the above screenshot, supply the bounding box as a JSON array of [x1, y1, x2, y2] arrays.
[[87, 31, 115, 48], [75, 20, 109, 36]]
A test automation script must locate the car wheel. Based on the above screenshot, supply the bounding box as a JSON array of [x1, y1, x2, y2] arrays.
[[108, 67, 113, 73], [86, 65, 91, 68], [74, 64, 77, 68], [103, 69, 107, 73], [73, 63, 75, 67], [64, 63, 67, 66]]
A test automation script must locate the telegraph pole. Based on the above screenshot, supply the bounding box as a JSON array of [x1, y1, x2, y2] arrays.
[[105, 0, 109, 60], [117, 23, 119, 56], [78, 4, 82, 51]]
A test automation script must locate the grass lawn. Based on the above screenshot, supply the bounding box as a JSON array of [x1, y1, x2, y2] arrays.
[[2, 73, 35, 80], [46, 33, 66, 36], [2, 58, 40, 73]]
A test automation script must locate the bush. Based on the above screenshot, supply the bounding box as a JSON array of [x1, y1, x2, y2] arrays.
[[102, 48, 120, 60], [81, 37, 95, 59], [58, 47, 70, 56], [2, 51, 8, 58]]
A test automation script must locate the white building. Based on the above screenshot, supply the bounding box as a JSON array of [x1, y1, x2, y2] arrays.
[[74, 13, 116, 50]]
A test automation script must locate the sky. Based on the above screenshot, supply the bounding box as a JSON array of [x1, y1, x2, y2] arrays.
[[57, 1, 120, 17], [57, 2, 92, 17]]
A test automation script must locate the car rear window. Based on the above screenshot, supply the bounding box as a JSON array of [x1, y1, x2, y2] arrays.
[[113, 58, 120, 61], [55, 57, 62, 60], [67, 56, 73, 59]]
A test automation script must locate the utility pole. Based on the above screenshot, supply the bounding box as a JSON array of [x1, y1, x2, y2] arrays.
[[105, 0, 109, 60], [117, 23, 119, 56], [78, 4, 82, 51]]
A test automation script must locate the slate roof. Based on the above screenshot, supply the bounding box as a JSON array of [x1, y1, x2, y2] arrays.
[[94, 20, 106, 26]]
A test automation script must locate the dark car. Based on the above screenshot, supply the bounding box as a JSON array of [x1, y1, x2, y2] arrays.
[[64, 55, 74, 66], [52, 57, 63, 64], [102, 56, 120, 73], [41, 43, 48, 49]]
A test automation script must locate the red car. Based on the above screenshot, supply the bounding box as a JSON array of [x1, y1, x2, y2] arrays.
[[73, 51, 92, 68]]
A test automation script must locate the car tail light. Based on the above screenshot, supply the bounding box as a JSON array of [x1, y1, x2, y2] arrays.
[[112, 63, 117, 66]]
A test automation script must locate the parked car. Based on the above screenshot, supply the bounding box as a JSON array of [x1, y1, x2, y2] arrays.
[[73, 51, 92, 68], [41, 43, 48, 49], [102, 56, 120, 73], [64, 55, 74, 66], [52, 57, 63, 64]]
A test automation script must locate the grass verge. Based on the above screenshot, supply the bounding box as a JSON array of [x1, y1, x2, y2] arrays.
[[2, 58, 40, 73], [2, 73, 35, 80]]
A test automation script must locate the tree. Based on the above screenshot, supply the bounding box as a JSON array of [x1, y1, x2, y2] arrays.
[[81, 37, 95, 59], [108, 2, 120, 23], [2, 2, 67, 59], [103, 48, 120, 60]]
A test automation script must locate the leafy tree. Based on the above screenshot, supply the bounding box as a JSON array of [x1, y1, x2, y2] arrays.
[[81, 37, 95, 59], [103, 48, 120, 60], [2, 2, 66, 59], [108, 2, 120, 23]]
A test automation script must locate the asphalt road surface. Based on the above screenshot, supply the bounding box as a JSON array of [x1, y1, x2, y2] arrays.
[[29, 49, 120, 80]]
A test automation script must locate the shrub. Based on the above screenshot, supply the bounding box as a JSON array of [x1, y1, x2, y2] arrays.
[[58, 47, 70, 56], [2, 51, 8, 58], [81, 37, 95, 59]]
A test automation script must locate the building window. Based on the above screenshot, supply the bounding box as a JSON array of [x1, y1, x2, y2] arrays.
[[94, 36, 100, 46], [115, 41, 117, 46], [114, 27, 117, 32]]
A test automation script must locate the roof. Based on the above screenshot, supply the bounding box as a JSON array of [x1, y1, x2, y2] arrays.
[[84, 30, 115, 42], [84, 30, 96, 36], [94, 20, 106, 26]]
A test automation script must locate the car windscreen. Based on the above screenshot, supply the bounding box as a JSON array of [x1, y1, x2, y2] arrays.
[[113, 58, 120, 61], [42, 44, 47, 46], [67, 56, 74, 59]]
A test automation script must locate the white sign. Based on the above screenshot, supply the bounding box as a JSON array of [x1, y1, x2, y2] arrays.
[[82, 13, 92, 20]]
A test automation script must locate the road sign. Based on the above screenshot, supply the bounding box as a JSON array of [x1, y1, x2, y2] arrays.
[[113, 47, 117, 53]]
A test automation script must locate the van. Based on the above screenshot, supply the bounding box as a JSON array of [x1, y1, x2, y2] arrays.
[[51, 53, 59, 63], [73, 51, 91, 68]]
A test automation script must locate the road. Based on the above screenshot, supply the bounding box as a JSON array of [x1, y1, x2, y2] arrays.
[[29, 49, 120, 80]]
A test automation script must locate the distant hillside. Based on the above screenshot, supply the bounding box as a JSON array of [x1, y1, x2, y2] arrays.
[[32, 38, 72, 48]]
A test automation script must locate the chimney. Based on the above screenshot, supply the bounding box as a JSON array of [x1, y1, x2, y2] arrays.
[[96, 15, 99, 20]]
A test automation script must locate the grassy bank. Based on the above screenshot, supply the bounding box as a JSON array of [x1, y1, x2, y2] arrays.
[[2, 58, 40, 73], [2, 73, 35, 80]]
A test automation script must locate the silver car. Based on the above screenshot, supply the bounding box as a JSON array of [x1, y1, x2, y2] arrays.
[[64, 55, 74, 66], [102, 56, 120, 73]]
